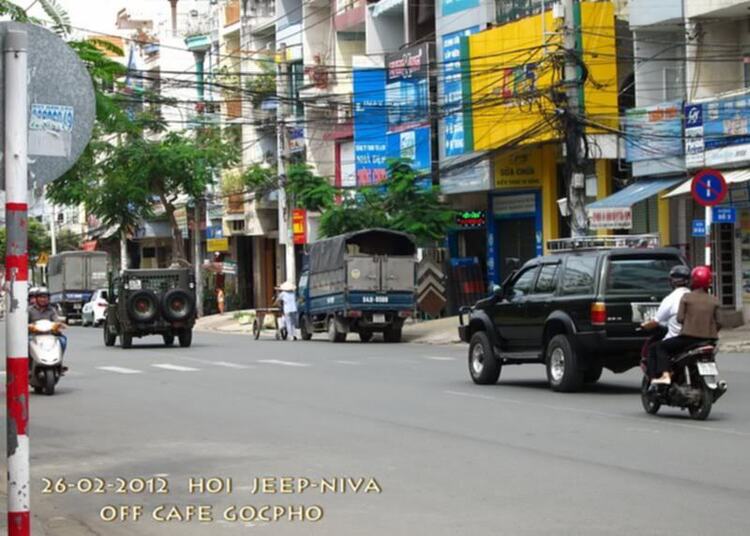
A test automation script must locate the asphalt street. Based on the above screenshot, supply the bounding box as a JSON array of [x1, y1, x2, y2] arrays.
[[2, 324, 750, 536]]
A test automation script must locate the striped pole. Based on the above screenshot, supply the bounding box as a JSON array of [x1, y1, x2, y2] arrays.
[[5, 29, 30, 536]]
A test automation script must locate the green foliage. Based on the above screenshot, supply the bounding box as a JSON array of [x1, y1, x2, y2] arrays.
[[0, 219, 50, 265], [221, 168, 245, 196], [0, 0, 33, 22], [319, 161, 454, 246], [56, 229, 82, 252], [286, 164, 335, 212], [39, 0, 71, 35], [241, 163, 277, 197], [245, 59, 277, 107]]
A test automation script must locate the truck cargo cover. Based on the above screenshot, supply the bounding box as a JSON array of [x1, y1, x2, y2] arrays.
[[308, 229, 416, 274]]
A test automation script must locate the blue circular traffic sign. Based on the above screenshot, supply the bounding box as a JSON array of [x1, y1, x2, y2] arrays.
[[691, 169, 727, 207]]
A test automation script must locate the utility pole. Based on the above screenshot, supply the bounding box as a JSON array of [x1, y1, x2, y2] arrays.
[[120, 229, 128, 271], [276, 44, 296, 285], [5, 28, 31, 536], [562, 0, 588, 237], [50, 201, 57, 255], [194, 199, 203, 316]]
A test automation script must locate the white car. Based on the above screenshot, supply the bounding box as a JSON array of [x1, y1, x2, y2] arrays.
[[81, 289, 109, 327]]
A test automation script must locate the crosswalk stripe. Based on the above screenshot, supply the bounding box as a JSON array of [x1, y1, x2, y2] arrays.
[[257, 359, 310, 368], [152, 364, 199, 372], [423, 356, 456, 361], [213, 361, 253, 369], [97, 366, 142, 374]]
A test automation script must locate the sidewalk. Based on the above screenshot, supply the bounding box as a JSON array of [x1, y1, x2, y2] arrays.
[[195, 312, 750, 351]]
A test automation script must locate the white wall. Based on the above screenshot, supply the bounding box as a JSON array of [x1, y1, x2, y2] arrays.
[[366, 10, 405, 56], [633, 30, 685, 107], [688, 19, 742, 101]]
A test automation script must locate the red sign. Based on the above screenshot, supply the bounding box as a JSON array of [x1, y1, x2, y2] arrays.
[[691, 169, 727, 207], [292, 209, 307, 245]]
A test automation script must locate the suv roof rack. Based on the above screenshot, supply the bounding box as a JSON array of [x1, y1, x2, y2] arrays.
[[546, 234, 660, 253]]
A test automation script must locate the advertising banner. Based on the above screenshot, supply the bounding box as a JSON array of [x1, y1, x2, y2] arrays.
[[292, 208, 307, 245], [386, 127, 432, 174], [686, 95, 750, 167], [441, 0, 479, 17], [443, 26, 480, 157], [353, 67, 388, 185], [625, 101, 683, 162], [386, 44, 432, 134]]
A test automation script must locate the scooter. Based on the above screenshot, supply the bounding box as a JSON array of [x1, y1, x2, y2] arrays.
[[640, 330, 728, 420], [29, 319, 65, 396]]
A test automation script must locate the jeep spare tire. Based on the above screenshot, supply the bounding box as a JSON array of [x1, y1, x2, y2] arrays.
[[162, 289, 195, 322], [126, 290, 159, 323]]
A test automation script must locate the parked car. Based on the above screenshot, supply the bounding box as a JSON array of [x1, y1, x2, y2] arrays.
[[458, 236, 688, 392], [103, 268, 196, 349], [81, 289, 109, 327]]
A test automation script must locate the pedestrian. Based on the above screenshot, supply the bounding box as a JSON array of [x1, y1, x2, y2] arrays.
[[216, 287, 225, 314], [275, 281, 298, 340]]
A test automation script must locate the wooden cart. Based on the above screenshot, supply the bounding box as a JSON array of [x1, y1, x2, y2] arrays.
[[252, 308, 288, 340]]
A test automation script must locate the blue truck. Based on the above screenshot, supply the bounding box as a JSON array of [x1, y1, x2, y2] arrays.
[[297, 229, 417, 343]]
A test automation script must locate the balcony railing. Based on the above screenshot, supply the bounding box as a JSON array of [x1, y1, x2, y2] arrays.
[[225, 0, 241, 27], [334, 0, 366, 31]]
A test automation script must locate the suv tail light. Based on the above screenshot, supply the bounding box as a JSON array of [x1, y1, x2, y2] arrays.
[[591, 302, 607, 326]]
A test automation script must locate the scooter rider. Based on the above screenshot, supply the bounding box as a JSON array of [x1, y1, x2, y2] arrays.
[[641, 265, 691, 379], [652, 266, 720, 385], [28, 287, 68, 354]]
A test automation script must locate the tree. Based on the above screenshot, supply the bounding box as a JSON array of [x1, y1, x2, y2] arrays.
[[56, 229, 82, 252], [0, 218, 50, 265], [319, 161, 455, 245]]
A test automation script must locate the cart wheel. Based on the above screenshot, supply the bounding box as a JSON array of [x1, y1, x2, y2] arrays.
[[252, 319, 260, 340]]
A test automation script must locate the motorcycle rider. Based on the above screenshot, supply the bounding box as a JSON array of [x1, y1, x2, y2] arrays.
[[641, 265, 691, 379], [28, 286, 39, 308], [652, 266, 720, 385], [28, 287, 68, 355]]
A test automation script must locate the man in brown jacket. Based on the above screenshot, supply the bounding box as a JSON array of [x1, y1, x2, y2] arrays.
[[653, 266, 720, 385]]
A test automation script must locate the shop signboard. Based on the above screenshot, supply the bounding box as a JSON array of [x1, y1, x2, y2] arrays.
[[440, 157, 491, 194], [386, 43, 431, 133], [686, 95, 750, 167], [455, 210, 486, 228], [588, 207, 632, 229], [441, 0, 480, 16], [292, 208, 307, 245], [495, 147, 544, 189], [684, 103, 704, 168], [353, 65, 388, 186], [624, 101, 683, 162], [492, 193, 536, 217], [386, 126, 431, 175], [442, 26, 480, 157], [207, 238, 230, 253]]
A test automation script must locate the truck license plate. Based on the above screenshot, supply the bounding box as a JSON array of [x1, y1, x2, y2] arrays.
[[73, 303, 82, 310], [373, 314, 386, 324], [697, 362, 718, 376]]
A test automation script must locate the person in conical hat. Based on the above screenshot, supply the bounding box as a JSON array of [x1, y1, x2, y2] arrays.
[[275, 281, 298, 339]]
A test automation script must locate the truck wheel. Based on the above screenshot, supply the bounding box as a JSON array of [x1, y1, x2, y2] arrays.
[[179, 329, 193, 348], [358, 331, 373, 343], [300, 316, 313, 341], [383, 326, 402, 343], [546, 335, 584, 392], [163, 334, 175, 346], [583, 361, 604, 384], [103, 321, 117, 347], [327, 317, 346, 343], [120, 333, 132, 349], [468, 331, 501, 385]]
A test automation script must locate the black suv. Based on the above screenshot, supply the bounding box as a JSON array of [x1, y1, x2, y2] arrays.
[[458, 239, 687, 392], [103, 268, 196, 349]]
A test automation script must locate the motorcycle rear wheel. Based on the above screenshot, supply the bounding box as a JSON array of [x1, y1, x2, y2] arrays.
[[688, 379, 713, 421], [640, 376, 660, 415]]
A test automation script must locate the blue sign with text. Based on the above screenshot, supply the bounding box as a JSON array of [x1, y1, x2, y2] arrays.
[[353, 67, 388, 186], [713, 207, 736, 224], [442, 26, 479, 157], [692, 220, 706, 237], [441, 0, 480, 16]]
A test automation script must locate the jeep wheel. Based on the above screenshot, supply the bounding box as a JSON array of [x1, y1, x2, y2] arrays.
[[358, 330, 373, 343], [583, 361, 604, 384], [178, 329, 193, 348], [103, 321, 117, 347], [163, 334, 175, 346], [120, 332, 133, 349], [546, 335, 584, 392], [468, 331, 501, 385]]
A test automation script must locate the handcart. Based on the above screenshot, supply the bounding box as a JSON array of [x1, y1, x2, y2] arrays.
[[252, 307, 288, 340]]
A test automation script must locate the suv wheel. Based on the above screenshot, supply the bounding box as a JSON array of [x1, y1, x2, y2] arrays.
[[120, 332, 133, 349], [468, 331, 501, 385], [178, 329, 193, 348], [545, 335, 584, 392], [584, 361, 604, 384], [103, 320, 117, 347]]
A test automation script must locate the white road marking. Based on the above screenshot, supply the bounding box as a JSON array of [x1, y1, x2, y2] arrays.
[[258, 359, 310, 368], [424, 355, 456, 361], [335, 360, 361, 365], [444, 390, 496, 401], [152, 364, 199, 372], [213, 361, 253, 369], [97, 366, 142, 375]]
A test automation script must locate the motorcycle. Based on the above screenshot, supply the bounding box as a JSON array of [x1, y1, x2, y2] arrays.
[[28, 319, 65, 396], [640, 329, 728, 420]]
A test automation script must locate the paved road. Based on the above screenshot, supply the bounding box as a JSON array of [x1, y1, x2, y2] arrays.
[[2, 324, 750, 535]]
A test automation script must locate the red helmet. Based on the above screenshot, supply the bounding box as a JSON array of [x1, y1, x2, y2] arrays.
[[690, 266, 713, 290]]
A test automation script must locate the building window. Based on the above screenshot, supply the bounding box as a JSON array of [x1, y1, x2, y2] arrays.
[[663, 66, 684, 101], [231, 220, 245, 232]]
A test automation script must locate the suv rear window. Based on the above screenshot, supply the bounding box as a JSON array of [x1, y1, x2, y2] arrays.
[[605, 256, 682, 295], [561, 256, 597, 295]]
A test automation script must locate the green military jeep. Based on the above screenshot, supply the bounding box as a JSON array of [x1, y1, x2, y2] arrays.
[[103, 268, 196, 349]]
